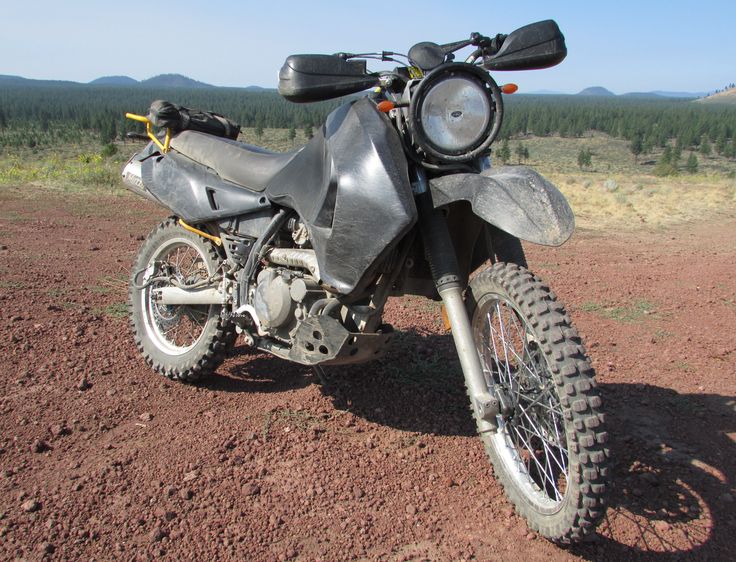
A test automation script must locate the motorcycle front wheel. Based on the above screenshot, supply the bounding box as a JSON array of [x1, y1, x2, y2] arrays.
[[466, 262, 610, 543]]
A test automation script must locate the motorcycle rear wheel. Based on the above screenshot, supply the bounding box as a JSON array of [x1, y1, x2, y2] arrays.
[[128, 218, 235, 382], [465, 262, 610, 543]]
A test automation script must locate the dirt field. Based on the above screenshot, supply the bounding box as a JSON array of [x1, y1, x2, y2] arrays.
[[1, 186, 734, 561]]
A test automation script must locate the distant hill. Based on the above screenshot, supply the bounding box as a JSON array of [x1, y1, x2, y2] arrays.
[[651, 90, 707, 98], [0, 74, 30, 85], [243, 85, 276, 92], [0, 74, 80, 87], [1, 73, 222, 89], [696, 88, 736, 105], [140, 74, 214, 88], [621, 92, 665, 99], [577, 86, 616, 97], [89, 75, 138, 86]]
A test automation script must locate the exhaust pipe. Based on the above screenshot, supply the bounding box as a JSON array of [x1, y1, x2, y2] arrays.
[[267, 248, 321, 281], [154, 287, 226, 305]]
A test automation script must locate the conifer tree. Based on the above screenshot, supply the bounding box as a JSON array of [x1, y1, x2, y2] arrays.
[[700, 136, 712, 157], [630, 133, 643, 162], [496, 138, 511, 164], [577, 148, 592, 170], [685, 153, 698, 173]]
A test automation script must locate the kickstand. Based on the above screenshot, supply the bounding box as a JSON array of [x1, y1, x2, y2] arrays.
[[312, 365, 330, 386]]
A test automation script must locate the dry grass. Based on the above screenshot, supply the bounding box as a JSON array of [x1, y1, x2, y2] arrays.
[[510, 134, 736, 230], [552, 172, 736, 230]]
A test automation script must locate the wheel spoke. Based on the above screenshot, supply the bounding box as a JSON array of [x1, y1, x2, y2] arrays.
[[510, 424, 560, 499], [514, 419, 564, 501], [489, 322, 544, 389], [515, 414, 568, 479], [145, 240, 212, 354], [475, 292, 573, 509]]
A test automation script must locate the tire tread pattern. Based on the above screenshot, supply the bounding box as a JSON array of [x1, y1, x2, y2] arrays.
[[466, 262, 610, 543], [128, 218, 236, 383]]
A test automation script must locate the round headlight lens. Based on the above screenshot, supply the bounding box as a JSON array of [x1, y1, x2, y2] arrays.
[[420, 76, 491, 152], [407, 64, 502, 163]]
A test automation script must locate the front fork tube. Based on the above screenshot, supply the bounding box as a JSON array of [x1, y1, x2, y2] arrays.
[[417, 192, 499, 430]]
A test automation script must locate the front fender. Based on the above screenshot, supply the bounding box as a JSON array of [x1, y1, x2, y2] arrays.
[[428, 166, 574, 246]]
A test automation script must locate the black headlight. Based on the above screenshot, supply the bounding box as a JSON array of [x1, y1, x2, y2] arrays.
[[408, 63, 503, 162]]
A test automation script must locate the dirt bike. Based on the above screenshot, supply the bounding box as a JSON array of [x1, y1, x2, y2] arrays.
[[121, 20, 610, 543]]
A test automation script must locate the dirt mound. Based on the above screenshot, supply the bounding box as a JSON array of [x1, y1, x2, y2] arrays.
[[1, 188, 734, 560]]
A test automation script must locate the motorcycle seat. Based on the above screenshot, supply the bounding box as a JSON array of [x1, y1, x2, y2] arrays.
[[169, 131, 301, 192]]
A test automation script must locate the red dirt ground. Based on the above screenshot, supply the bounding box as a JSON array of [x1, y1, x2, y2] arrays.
[[1, 187, 734, 561]]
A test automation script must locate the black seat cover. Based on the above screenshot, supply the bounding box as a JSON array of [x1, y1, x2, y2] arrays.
[[169, 131, 300, 192]]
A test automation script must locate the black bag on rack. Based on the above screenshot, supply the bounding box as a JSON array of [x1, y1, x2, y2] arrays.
[[147, 100, 241, 140]]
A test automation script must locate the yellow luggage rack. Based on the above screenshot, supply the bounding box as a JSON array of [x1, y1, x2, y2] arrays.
[[124, 113, 171, 153]]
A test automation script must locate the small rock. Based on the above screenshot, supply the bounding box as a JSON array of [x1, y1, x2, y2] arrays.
[[526, 532, 536, 540], [77, 378, 91, 391], [21, 499, 41, 513], [182, 470, 198, 482], [49, 424, 70, 438], [178, 488, 193, 500], [242, 483, 260, 496], [405, 504, 417, 516], [154, 507, 176, 521], [31, 439, 51, 454], [139, 412, 154, 422], [149, 526, 166, 543], [164, 485, 176, 497], [603, 179, 618, 192], [38, 542, 55, 554], [640, 472, 659, 487]]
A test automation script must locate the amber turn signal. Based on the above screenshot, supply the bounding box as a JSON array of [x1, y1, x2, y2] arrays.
[[501, 83, 518, 94], [376, 100, 395, 113]]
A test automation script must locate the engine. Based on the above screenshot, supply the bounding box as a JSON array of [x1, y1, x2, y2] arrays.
[[252, 265, 324, 341]]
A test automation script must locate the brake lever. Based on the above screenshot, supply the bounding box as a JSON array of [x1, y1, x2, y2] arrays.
[[440, 38, 473, 55]]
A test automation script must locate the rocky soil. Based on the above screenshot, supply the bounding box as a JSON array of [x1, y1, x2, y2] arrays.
[[0, 187, 734, 560]]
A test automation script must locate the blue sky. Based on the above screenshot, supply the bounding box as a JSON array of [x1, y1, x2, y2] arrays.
[[2, 0, 734, 94]]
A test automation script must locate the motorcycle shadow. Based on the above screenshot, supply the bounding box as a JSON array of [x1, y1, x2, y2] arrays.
[[202, 346, 315, 394], [572, 383, 735, 561], [318, 329, 476, 438], [206, 329, 476, 437]]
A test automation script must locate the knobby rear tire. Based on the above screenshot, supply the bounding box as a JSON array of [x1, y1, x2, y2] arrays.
[[128, 218, 236, 383], [465, 262, 611, 543]]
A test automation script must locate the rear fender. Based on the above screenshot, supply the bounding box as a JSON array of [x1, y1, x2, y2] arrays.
[[428, 166, 574, 246]]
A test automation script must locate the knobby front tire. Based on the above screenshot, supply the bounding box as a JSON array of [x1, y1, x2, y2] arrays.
[[465, 262, 611, 543]]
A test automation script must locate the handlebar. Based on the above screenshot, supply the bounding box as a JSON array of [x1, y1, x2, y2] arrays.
[[440, 32, 507, 58]]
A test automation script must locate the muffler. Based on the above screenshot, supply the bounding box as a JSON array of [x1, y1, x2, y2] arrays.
[[154, 287, 226, 305]]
